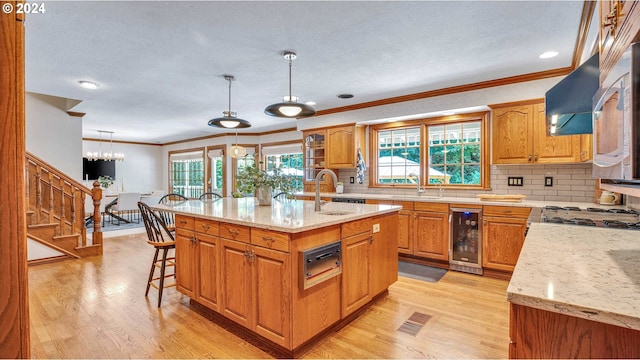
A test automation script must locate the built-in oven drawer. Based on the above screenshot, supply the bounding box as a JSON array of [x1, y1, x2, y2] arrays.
[[299, 241, 341, 290]]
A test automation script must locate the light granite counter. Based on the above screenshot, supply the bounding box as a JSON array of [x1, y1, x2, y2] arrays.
[[507, 222, 640, 331], [153, 197, 400, 233], [308, 191, 625, 211]]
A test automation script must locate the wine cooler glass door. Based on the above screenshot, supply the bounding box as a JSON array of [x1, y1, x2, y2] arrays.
[[449, 208, 482, 275]]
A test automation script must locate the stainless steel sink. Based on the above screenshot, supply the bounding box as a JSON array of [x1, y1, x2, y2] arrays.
[[318, 210, 354, 216]]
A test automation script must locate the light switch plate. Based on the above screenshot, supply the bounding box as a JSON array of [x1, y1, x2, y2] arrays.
[[349, 177, 355, 184], [508, 176, 523, 186], [372, 223, 380, 233], [545, 176, 553, 187]]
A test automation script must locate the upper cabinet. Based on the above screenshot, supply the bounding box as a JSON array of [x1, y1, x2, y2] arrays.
[[491, 100, 591, 164], [599, 1, 640, 81], [325, 125, 367, 169], [302, 124, 366, 192]]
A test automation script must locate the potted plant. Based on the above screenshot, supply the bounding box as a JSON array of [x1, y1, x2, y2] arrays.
[[235, 160, 298, 205], [98, 175, 114, 189]]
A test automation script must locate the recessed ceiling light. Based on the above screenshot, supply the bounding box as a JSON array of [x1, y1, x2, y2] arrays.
[[305, 101, 316, 106], [539, 51, 559, 59], [337, 94, 354, 99], [78, 80, 100, 89]]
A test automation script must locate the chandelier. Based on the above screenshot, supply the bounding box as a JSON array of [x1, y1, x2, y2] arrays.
[[86, 130, 125, 161]]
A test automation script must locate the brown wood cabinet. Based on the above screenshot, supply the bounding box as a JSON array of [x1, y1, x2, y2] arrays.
[[599, 0, 640, 82], [341, 230, 372, 317], [302, 129, 334, 193], [369, 214, 399, 296], [510, 303, 640, 358], [413, 202, 450, 261], [197, 232, 219, 311], [482, 206, 531, 273], [491, 101, 590, 164], [175, 215, 197, 298], [325, 124, 366, 169], [220, 238, 252, 328]]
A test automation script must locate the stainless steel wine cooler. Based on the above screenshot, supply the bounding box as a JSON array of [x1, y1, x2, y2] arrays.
[[449, 207, 483, 275]]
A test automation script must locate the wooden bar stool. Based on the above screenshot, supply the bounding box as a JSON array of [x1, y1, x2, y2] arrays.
[[138, 201, 176, 307]]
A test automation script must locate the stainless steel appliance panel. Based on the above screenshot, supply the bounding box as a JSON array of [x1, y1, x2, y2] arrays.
[[299, 241, 342, 290], [449, 207, 482, 275]]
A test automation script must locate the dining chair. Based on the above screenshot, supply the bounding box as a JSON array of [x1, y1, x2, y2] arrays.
[[106, 192, 141, 225], [138, 201, 175, 307], [199, 192, 222, 202], [158, 193, 188, 232], [141, 190, 165, 206]]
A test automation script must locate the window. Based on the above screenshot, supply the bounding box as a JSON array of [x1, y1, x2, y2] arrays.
[[371, 112, 489, 189], [232, 146, 257, 193], [169, 149, 205, 198], [262, 143, 304, 191], [207, 147, 225, 196]]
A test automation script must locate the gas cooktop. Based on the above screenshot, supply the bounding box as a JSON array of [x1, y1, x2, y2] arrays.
[[542, 206, 640, 230]]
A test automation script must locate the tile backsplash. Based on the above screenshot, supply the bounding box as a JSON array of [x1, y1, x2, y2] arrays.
[[337, 163, 597, 203]]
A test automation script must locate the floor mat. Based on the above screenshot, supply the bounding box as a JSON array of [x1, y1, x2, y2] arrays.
[[398, 261, 447, 283], [87, 217, 144, 232]]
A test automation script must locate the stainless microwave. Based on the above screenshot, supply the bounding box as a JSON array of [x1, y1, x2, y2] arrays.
[[592, 43, 640, 182]]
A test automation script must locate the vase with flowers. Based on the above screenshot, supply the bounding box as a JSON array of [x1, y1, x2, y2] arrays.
[[235, 160, 298, 205]]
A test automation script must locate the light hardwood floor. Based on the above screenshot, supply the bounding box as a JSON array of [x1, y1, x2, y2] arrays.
[[29, 231, 510, 358]]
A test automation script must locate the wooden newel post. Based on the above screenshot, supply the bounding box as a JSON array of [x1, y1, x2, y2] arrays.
[[91, 181, 103, 248]]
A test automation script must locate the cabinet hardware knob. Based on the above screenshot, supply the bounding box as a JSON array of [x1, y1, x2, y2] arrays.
[[534, 154, 538, 161], [179, 220, 188, 224], [262, 236, 274, 243], [370, 235, 373, 244], [528, 155, 532, 162], [483, 220, 487, 225], [201, 224, 210, 230], [228, 229, 239, 235]]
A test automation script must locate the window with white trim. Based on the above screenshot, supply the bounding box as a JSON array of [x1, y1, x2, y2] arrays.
[[262, 143, 303, 191], [169, 149, 205, 198]]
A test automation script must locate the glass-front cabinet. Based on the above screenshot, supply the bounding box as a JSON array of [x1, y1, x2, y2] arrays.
[[303, 129, 334, 192]]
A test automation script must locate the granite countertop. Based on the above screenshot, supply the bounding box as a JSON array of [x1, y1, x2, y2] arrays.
[[153, 197, 400, 233], [507, 222, 640, 331], [308, 191, 625, 211]]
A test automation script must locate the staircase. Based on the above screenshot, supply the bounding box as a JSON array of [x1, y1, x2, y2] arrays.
[[26, 152, 103, 264]]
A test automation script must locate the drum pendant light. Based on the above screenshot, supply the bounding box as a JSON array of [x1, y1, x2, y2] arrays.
[[208, 75, 251, 129], [264, 51, 316, 118]]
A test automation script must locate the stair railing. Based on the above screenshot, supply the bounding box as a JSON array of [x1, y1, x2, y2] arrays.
[[26, 152, 103, 252]]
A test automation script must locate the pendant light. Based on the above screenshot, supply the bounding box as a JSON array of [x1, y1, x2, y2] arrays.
[[208, 75, 251, 129], [264, 51, 316, 118], [229, 128, 246, 159]]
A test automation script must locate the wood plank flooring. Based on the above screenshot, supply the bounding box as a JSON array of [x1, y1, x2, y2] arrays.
[[29, 230, 510, 358]]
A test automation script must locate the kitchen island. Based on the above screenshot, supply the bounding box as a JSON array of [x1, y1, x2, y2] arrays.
[[507, 223, 640, 358], [154, 198, 400, 358]]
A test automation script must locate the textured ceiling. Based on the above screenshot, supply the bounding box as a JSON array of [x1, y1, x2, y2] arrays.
[[24, 1, 593, 143]]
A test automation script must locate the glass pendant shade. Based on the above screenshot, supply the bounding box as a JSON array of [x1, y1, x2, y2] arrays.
[[264, 51, 316, 118], [208, 75, 252, 129], [229, 145, 247, 158]]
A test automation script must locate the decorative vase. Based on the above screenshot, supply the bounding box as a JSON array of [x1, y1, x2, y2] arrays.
[[255, 186, 272, 206]]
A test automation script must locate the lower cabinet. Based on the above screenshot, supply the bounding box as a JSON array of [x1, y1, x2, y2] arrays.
[[219, 238, 291, 346], [482, 206, 531, 273], [341, 231, 372, 317], [413, 210, 449, 260], [197, 233, 219, 311], [175, 220, 197, 298]]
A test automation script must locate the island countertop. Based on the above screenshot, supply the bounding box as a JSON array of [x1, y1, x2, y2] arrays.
[[507, 222, 640, 331], [153, 197, 400, 233]]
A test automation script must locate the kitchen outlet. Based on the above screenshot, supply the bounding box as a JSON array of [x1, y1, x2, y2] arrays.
[[545, 176, 553, 187], [508, 176, 524, 186], [349, 177, 355, 184], [372, 223, 380, 233]]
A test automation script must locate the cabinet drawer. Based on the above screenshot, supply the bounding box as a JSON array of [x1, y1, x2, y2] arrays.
[[219, 222, 251, 243], [414, 202, 449, 213], [251, 228, 290, 252], [175, 214, 195, 230], [342, 218, 372, 238], [483, 206, 531, 218], [195, 218, 219, 236], [393, 201, 414, 211], [366, 199, 393, 205]]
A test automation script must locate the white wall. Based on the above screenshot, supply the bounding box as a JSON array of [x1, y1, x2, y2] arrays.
[[26, 92, 83, 179], [82, 140, 163, 193]]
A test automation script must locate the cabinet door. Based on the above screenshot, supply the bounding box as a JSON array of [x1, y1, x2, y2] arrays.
[[532, 103, 582, 163], [341, 231, 372, 317], [175, 228, 197, 298], [252, 247, 291, 347], [482, 216, 527, 272], [413, 211, 449, 261], [492, 105, 534, 164], [326, 125, 355, 168], [370, 214, 398, 295], [197, 233, 219, 311], [397, 210, 413, 255], [220, 239, 252, 328]]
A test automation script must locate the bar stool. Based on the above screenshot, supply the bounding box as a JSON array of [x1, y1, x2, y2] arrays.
[[138, 201, 176, 307]]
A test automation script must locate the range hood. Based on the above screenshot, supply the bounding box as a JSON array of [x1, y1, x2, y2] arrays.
[[545, 52, 599, 136]]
